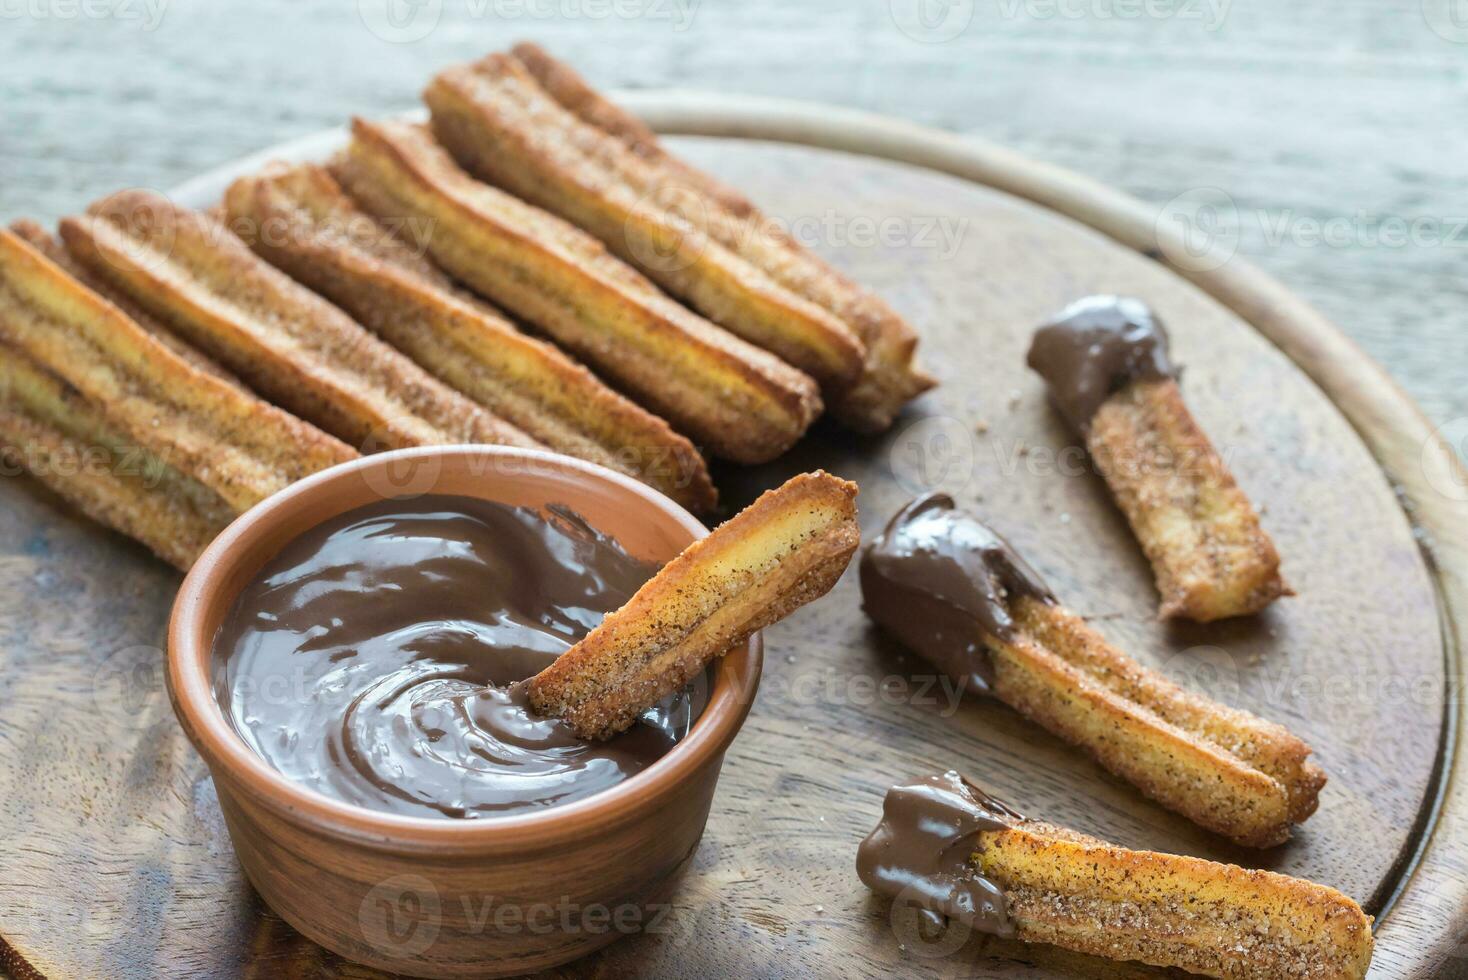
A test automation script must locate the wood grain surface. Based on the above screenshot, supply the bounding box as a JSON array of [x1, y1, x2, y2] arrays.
[[0, 1, 1463, 446], [0, 134, 1451, 977]]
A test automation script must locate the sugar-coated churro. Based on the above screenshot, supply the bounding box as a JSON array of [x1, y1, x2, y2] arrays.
[[60, 191, 541, 453], [1028, 295, 1289, 621], [530, 471, 859, 739], [503, 42, 936, 431], [0, 349, 230, 570], [0, 228, 355, 514], [222, 162, 717, 512], [861, 494, 1322, 847], [332, 117, 822, 464], [425, 52, 867, 392], [859, 771, 1373, 979]]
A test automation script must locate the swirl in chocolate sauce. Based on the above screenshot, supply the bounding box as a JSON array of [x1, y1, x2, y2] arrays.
[[213, 495, 705, 820], [857, 771, 1022, 938], [859, 494, 1055, 693], [1026, 295, 1176, 433]]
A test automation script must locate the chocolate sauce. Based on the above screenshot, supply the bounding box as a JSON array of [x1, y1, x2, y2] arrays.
[[860, 494, 1054, 693], [214, 495, 705, 819], [857, 771, 1022, 938], [1026, 295, 1177, 433]]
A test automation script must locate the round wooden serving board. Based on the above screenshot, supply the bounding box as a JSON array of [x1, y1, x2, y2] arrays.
[[1, 97, 1464, 980]]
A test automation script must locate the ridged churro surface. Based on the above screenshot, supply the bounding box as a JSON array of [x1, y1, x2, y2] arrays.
[[223, 162, 717, 512], [60, 191, 540, 453], [426, 53, 867, 391], [1090, 378, 1290, 621], [530, 471, 859, 738], [506, 42, 935, 431], [0, 228, 355, 514], [979, 820, 1373, 979], [0, 350, 231, 570], [994, 596, 1323, 847], [333, 117, 822, 464]]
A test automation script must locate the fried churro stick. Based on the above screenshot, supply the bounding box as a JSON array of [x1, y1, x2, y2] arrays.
[[506, 42, 936, 432], [332, 118, 821, 464], [59, 191, 541, 453], [0, 229, 355, 514], [530, 471, 859, 739], [1028, 296, 1289, 621], [861, 495, 1322, 847], [425, 54, 867, 392], [8, 219, 244, 389], [222, 162, 717, 513], [0, 348, 231, 570], [859, 772, 1373, 980]]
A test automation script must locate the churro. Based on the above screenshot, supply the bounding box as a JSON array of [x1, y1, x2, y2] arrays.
[[59, 191, 541, 453], [530, 471, 859, 739], [332, 117, 821, 464], [1028, 296, 1289, 621], [0, 349, 229, 570], [222, 162, 716, 512], [861, 494, 1322, 847], [502, 42, 936, 431], [426, 53, 867, 391], [0, 227, 354, 510], [858, 771, 1373, 979]]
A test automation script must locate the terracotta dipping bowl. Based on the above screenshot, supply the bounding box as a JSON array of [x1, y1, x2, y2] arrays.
[[167, 447, 762, 978]]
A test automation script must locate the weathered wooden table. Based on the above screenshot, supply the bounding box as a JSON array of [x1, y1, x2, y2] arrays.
[[1, 0, 1463, 435], [2, 6, 1467, 979]]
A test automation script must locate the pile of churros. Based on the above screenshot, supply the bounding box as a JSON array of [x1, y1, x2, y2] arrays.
[[0, 44, 932, 569], [1, 41, 1373, 980]]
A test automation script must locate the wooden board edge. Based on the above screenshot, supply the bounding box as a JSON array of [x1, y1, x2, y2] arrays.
[[612, 90, 1468, 977]]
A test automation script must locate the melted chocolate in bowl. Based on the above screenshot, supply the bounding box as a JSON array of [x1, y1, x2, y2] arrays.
[[212, 495, 706, 820]]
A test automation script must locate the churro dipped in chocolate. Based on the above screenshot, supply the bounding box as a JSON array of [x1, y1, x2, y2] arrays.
[[859, 772, 1373, 979], [530, 471, 859, 739], [59, 191, 541, 453], [332, 118, 821, 464], [431, 43, 935, 431], [861, 495, 1323, 847], [221, 162, 716, 512], [1027, 296, 1289, 621], [0, 228, 355, 568]]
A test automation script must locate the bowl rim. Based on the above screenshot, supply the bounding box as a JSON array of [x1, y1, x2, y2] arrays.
[[166, 445, 762, 855]]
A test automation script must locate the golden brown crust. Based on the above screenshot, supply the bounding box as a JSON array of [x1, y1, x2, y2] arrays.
[[8, 219, 245, 389], [529, 471, 859, 739], [976, 820, 1373, 979], [988, 596, 1323, 847], [59, 191, 541, 454], [505, 42, 936, 432], [0, 229, 355, 514], [332, 117, 822, 464], [0, 347, 232, 570], [222, 162, 717, 513], [1089, 378, 1290, 621], [425, 55, 867, 391]]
